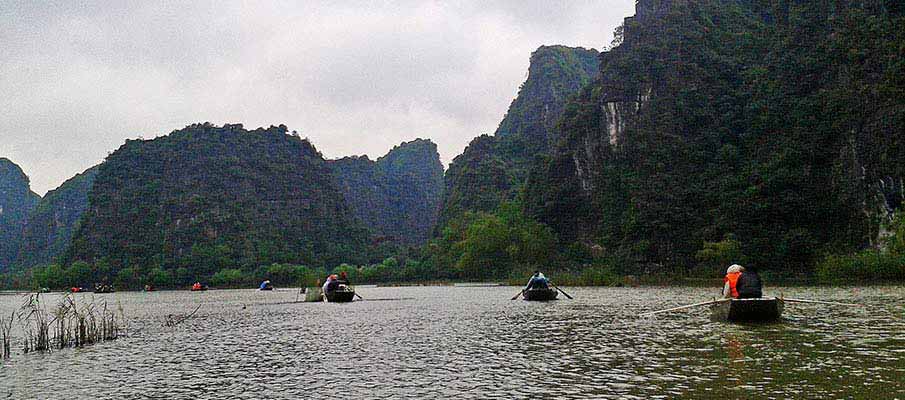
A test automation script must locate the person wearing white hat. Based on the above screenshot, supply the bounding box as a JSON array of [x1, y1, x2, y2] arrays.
[[722, 264, 744, 298]]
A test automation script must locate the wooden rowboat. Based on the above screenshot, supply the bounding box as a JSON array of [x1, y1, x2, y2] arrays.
[[323, 284, 356, 303], [711, 297, 783, 323], [523, 287, 558, 301]]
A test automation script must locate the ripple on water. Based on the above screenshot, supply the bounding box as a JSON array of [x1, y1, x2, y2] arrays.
[[0, 286, 903, 399]]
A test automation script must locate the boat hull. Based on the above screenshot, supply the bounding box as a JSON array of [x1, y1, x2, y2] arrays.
[[711, 297, 783, 323], [523, 288, 558, 301], [324, 288, 356, 302]]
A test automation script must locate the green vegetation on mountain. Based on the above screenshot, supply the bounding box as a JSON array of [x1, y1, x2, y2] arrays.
[[437, 45, 599, 230], [526, 0, 905, 276], [427, 201, 558, 280], [329, 139, 444, 245], [60, 123, 370, 287], [13, 165, 99, 269], [0, 158, 40, 271]]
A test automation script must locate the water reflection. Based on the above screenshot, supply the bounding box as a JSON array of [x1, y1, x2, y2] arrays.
[[0, 286, 902, 399]]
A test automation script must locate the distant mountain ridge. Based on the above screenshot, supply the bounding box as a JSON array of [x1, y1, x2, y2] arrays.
[[64, 123, 371, 276], [14, 165, 99, 269], [329, 138, 443, 245]]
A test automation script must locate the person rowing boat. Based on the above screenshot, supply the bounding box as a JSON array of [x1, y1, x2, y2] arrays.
[[722, 264, 763, 299], [525, 271, 550, 291], [520, 271, 559, 301]]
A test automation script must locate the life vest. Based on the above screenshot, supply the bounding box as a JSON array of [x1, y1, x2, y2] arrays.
[[725, 272, 741, 298]]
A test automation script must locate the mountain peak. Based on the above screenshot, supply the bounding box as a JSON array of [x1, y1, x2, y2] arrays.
[[0, 157, 41, 271]]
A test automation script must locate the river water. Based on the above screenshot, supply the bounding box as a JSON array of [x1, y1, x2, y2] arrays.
[[0, 286, 902, 399]]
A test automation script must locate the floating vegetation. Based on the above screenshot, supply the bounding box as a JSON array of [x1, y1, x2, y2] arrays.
[[17, 293, 122, 355]]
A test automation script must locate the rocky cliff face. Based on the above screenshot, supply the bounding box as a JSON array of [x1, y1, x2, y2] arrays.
[[527, 0, 905, 271], [14, 165, 99, 269], [437, 45, 599, 229], [495, 45, 601, 152], [65, 123, 370, 274], [0, 158, 40, 271], [329, 139, 444, 245]]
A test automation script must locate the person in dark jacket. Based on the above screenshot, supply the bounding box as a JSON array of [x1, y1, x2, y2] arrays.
[[735, 267, 763, 299], [525, 272, 550, 290]]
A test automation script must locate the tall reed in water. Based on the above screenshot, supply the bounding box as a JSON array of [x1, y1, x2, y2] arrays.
[[18, 292, 121, 354], [20, 293, 51, 353], [1, 311, 13, 359]]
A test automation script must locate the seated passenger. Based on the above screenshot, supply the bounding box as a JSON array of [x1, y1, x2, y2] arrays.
[[323, 275, 340, 292], [722, 264, 744, 299], [525, 271, 550, 290], [736, 267, 763, 299]]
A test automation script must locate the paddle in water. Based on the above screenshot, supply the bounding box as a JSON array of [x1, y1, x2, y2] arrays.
[[640, 298, 730, 317], [551, 284, 573, 299], [510, 289, 525, 300], [782, 297, 862, 307]]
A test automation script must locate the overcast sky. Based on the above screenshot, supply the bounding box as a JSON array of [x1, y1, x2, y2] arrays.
[[1, 1, 635, 195]]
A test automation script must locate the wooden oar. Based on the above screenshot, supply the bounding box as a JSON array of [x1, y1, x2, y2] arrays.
[[510, 289, 525, 300], [781, 297, 862, 307], [551, 284, 573, 300], [640, 298, 730, 317], [354, 292, 364, 300]]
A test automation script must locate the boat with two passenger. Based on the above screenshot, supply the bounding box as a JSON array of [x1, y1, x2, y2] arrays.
[[644, 264, 857, 322], [322, 272, 357, 302]]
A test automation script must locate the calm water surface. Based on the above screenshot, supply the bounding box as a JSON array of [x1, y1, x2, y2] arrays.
[[0, 286, 903, 399]]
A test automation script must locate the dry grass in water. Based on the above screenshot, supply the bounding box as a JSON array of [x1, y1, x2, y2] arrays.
[[18, 293, 122, 354], [1, 312, 12, 359]]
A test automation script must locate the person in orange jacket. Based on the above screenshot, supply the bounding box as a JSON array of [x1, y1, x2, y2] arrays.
[[722, 264, 744, 298]]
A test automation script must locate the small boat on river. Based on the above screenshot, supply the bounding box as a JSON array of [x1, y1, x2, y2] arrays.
[[323, 283, 356, 302], [523, 287, 558, 301], [710, 297, 783, 323]]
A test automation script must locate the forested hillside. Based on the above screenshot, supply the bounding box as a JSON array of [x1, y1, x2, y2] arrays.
[[526, 0, 905, 275], [437, 45, 599, 229], [63, 123, 370, 285], [329, 139, 443, 245], [0, 158, 40, 271], [14, 165, 99, 269]]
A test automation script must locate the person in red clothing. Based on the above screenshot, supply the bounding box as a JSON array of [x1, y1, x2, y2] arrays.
[[722, 264, 744, 298]]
